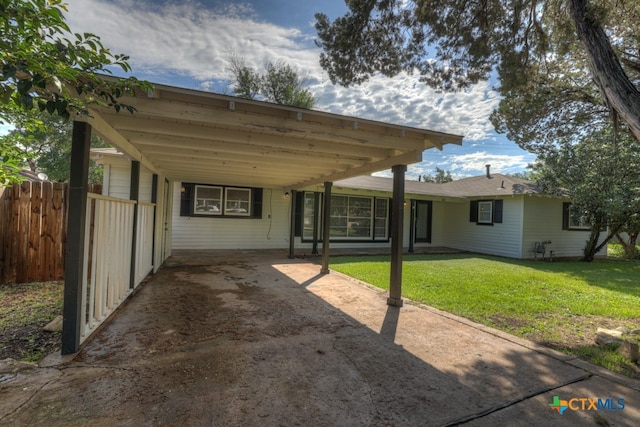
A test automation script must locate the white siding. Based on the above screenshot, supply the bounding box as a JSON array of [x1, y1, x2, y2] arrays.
[[172, 182, 292, 250], [101, 160, 153, 202], [139, 167, 153, 203], [521, 196, 606, 258], [104, 163, 131, 199], [443, 197, 524, 258]]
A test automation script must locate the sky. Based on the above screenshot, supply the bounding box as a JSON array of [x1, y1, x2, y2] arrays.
[[59, 0, 536, 179]]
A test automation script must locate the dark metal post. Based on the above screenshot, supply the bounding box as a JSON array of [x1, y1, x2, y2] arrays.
[[288, 190, 297, 259], [312, 192, 320, 255], [151, 173, 158, 269], [62, 121, 92, 354], [388, 164, 406, 307], [409, 200, 415, 253], [320, 182, 332, 274], [129, 161, 140, 289]]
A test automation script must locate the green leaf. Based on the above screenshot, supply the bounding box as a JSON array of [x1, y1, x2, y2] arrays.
[[46, 100, 56, 114], [55, 98, 67, 115]]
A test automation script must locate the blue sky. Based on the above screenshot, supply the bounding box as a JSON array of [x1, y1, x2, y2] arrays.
[[60, 0, 536, 179]]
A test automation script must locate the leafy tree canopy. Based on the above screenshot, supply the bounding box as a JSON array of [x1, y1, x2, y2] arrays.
[[533, 127, 640, 260], [1, 111, 106, 183], [418, 167, 452, 183], [315, 0, 640, 141], [228, 55, 316, 109], [1, 0, 149, 184]]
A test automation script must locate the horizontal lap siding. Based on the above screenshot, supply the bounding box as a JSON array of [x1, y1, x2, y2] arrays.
[[139, 168, 154, 203], [104, 164, 153, 202], [171, 182, 290, 250], [443, 197, 524, 258], [521, 197, 606, 258], [105, 164, 131, 199]]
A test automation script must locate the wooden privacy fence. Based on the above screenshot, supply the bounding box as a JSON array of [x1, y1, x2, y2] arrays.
[[0, 181, 102, 284]]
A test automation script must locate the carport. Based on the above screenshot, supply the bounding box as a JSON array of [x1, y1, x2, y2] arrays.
[[62, 81, 462, 354]]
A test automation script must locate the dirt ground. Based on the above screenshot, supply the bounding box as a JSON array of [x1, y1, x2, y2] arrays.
[[1, 250, 639, 426]]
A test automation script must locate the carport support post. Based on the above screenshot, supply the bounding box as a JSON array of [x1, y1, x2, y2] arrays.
[[129, 161, 140, 289], [62, 121, 91, 355], [288, 190, 297, 259], [312, 192, 320, 255], [388, 164, 406, 307], [320, 182, 332, 274]]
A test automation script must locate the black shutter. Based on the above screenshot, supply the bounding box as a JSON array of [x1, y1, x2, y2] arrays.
[[562, 202, 570, 230], [294, 191, 304, 236], [180, 183, 193, 216], [469, 200, 478, 222], [493, 199, 503, 223], [252, 188, 263, 218], [426, 201, 433, 242]]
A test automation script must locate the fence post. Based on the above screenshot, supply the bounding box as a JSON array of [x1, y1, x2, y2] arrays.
[[62, 121, 91, 355], [129, 161, 140, 289]]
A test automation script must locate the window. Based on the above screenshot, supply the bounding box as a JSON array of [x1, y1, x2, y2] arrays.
[[299, 192, 390, 241], [194, 185, 222, 215], [332, 195, 372, 238], [302, 192, 316, 240], [562, 202, 590, 230], [478, 201, 493, 224], [470, 200, 503, 225], [181, 183, 262, 218], [374, 198, 389, 239], [224, 188, 250, 216]]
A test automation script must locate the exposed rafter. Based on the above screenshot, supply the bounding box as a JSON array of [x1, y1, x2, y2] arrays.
[[89, 81, 463, 188]]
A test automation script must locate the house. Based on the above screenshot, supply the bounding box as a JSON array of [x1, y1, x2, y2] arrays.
[[64, 80, 462, 354], [93, 147, 603, 260], [67, 79, 608, 355]]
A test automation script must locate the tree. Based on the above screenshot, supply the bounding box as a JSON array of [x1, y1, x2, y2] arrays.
[[1, 0, 149, 184], [314, 0, 640, 141], [0, 111, 106, 183], [228, 56, 316, 109], [490, 51, 610, 154], [533, 128, 640, 261], [508, 171, 536, 181], [419, 167, 452, 183]]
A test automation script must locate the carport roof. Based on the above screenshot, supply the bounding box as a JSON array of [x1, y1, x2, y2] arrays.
[[85, 81, 463, 189]]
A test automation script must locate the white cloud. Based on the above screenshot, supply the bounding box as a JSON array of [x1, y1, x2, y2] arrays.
[[62, 0, 534, 177], [65, 0, 318, 81], [65, 0, 500, 141], [446, 151, 535, 177]]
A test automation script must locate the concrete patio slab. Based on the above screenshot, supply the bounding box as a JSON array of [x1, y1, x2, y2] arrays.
[[1, 250, 638, 426]]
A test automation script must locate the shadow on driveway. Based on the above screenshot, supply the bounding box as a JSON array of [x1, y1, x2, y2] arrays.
[[1, 250, 639, 426]]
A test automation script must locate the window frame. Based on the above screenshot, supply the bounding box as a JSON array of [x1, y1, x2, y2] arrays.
[[562, 202, 591, 231], [180, 183, 262, 219], [299, 192, 391, 242], [224, 187, 251, 217], [470, 199, 503, 225], [193, 184, 222, 216], [477, 201, 493, 224]]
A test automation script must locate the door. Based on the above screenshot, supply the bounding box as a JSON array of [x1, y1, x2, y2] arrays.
[[414, 200, 432, 243]]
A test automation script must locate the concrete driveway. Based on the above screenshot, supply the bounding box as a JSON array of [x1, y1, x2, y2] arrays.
[[1, 250, 639, 426]]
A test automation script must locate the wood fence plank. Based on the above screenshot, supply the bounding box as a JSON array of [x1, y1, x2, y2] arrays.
[[41, 182, 53, 282], [0, 181, 104, 284], [15, 182, 31, 283], [6, 184, 20, 283], [53, 182, 66, 281], [0, 186, 9, 283], [28, 182, 42, 282]]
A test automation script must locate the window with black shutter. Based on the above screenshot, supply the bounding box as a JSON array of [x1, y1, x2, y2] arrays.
[[470, 199, 503, 225], [179, 182, 262, 218]]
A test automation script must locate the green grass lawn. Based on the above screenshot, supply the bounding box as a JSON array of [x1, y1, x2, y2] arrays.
[[328, 253, 640, 378]]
